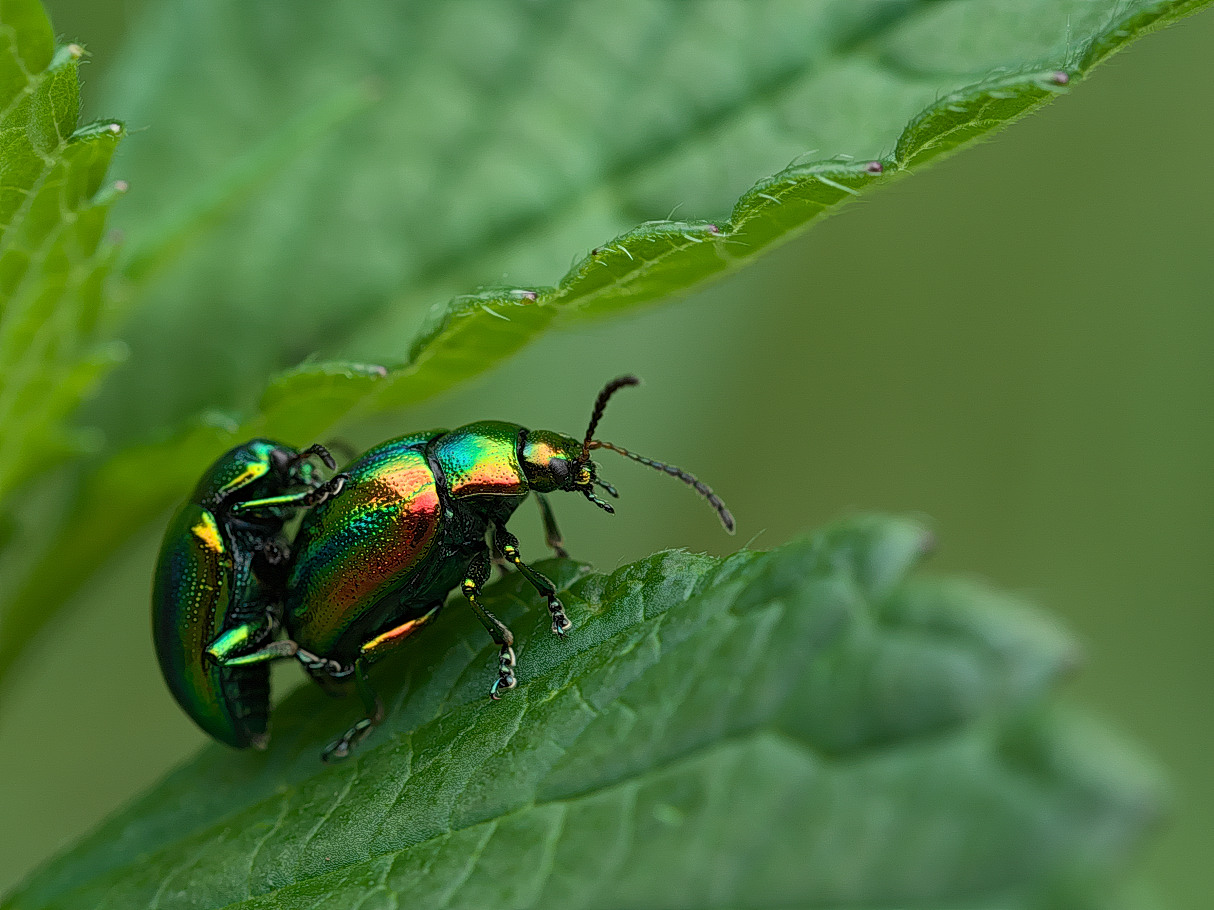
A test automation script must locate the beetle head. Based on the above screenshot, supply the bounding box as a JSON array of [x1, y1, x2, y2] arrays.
[[519, 429, 607, 501], [272, 443, 338, 488], [530, 375, 736, 532]]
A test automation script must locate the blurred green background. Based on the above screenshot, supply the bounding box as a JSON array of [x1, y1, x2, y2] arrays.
[[1, 3, 1210, 907]]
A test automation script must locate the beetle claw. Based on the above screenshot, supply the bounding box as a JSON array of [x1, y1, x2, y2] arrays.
[[491, 673, 517, 699], [322, 739, 350, 763]]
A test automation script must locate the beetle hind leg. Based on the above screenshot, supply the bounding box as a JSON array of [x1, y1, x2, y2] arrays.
[[494, 524, 570, 635], [462, 549, 517, 697], [322, 661, 383, 763]]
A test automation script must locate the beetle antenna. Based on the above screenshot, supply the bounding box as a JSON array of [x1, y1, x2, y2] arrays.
[[580, 375, 640, 464], [587, 441, 735, 533]]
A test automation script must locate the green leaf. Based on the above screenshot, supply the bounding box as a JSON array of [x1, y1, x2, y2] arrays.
[[2, 1, 1211, 687], [0, 0, 126, 503], [2, 517, 1164, 909], [89, 0, 1209, 439]]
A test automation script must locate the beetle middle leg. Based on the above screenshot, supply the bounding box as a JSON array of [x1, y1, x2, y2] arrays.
[[461, 549, 517, 697], [493, 524, 571, 635], [228, 472, 349, 516]]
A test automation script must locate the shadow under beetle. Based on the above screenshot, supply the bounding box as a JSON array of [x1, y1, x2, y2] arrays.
[[216, 376, 734, 761], [151, 440, 347, 748]]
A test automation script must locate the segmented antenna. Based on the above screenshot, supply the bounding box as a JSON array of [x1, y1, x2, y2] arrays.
[[580, 375, 640, 464], [588, 441, 735, 533]]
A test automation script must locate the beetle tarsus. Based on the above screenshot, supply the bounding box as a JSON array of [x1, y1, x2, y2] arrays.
[[550, 601, 572, 636], [321, 719, 372, 763], [321, 661, 384, 760], [302, 472, 348, 507], [492, 647, 517, 699], [297, 647, 345, 676]]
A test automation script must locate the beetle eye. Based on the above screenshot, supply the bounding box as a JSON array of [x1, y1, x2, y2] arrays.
[[270, 447, 293, 476], [548, 457, 570, 485]]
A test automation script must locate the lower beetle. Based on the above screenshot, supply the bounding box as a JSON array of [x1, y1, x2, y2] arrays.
[[152, 440, 347, 748], [221, 377, 733, 760]]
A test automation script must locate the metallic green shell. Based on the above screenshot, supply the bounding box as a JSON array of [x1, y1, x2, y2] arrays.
[[286, 431, 446, 658], [189, 438, 280, 505], [431, 420, 527, 497], [151, 503, 269, 748]]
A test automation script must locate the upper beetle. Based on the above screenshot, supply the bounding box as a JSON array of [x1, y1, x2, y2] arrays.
[[151, 440, 346, 748], [218, 377, 733, 760]]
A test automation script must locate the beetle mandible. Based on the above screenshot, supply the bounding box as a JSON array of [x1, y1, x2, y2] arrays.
[[218, 376, 733, 760], [152, 440, 347, 748]]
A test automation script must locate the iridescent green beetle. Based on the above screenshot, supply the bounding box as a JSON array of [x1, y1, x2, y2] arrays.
[[152, 440, 346, 748], [221, 377, 733, 760]]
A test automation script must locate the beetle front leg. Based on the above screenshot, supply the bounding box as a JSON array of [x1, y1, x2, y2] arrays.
[[461, 549, 517, 697], [494, 524, 571, 635], [228, 472, 349, 516]]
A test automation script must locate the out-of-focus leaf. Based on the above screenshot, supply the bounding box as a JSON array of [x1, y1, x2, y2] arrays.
[[0, 0, 126, 504], [91, 0, 1210, 437], [2, 0, 1210, 688], [2, 517, 1166, 909]]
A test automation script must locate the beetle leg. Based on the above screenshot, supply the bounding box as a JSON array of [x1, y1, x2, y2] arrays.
[[322, 660, 384, 763], [228, 473, 349, 516], [358, 603, 443, 665], [461, 549, 517, 696], [209, 614, 341, 672], [205, 610, 280, 665], [210, 637, 298, 666], [489, 548, 510, 577], [494, 524, 571, 636], [534, 493, 570, 558]]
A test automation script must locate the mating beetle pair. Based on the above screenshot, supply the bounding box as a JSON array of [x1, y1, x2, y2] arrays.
[[153, 377, 733, 760]]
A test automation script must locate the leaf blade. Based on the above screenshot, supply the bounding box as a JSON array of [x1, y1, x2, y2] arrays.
[[3, 518, 1164, 910]]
